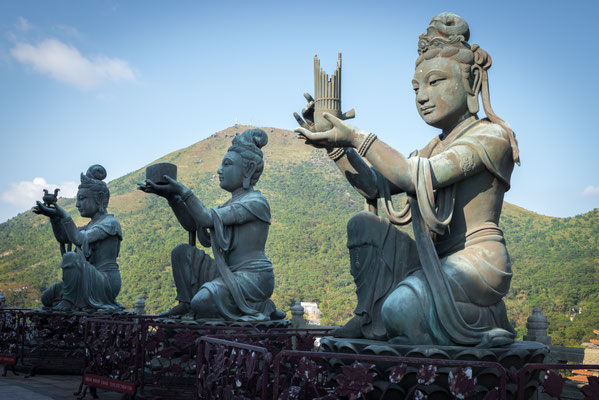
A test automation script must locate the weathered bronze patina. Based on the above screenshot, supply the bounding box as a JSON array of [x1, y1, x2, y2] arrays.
[[138, 129, 282, 321], [295, 12, 520, 347], [34, 165, 124, 312]]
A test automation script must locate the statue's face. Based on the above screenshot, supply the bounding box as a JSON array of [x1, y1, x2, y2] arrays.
[[217, 151, 245, 192], [413, 57, 469, 130], [75, 189, 100, 218]]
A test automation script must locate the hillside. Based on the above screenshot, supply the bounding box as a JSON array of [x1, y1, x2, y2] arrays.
[[1, 125, 597, 346]]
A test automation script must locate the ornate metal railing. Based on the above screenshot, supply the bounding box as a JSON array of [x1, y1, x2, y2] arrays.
[[20, 310, 89, 376], [78, 317, 142, 398], [0, 309, 24, 376], [3, 310, 599, 400], [138, 321, 260, 398], [197, 336, 272, 399]]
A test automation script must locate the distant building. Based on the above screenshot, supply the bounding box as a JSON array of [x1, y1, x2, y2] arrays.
[[300, 302, 322, 325]]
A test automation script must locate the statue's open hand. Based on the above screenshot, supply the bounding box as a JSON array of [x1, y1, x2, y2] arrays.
[[33, 201, 67, 220], [295, 112, 362, 148], [137, 175, 188, 200], [293, 93, 315, 132]]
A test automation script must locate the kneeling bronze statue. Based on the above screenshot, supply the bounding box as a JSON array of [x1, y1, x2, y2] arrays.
[[34, 165, 124, 312], [139, 128, 283, 321]]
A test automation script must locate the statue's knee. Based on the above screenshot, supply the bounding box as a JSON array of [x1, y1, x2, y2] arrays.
[[190, 289, 211, 314], [61, 251, 80, 268], [347, 211, 380, 233], [171, 243, 193, 262], [382, 286, 419, 325], [41, 283, 62, 307]]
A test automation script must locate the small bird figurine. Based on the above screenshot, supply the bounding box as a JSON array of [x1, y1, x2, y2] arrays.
[[42, 188, 60, 207]]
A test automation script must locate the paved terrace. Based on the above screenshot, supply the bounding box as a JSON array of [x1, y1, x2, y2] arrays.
[[0, 373, 121, 400]]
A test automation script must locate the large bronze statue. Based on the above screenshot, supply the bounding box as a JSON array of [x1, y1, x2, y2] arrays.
[[295, 13, 520, 347], [138, 129, 281, 321], [34, 165, 124, 312]]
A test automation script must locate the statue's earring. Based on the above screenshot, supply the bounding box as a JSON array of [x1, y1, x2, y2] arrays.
[[242, 176, 250, 190], [467, 94, 479, 114], [468, 65, 483, 114]]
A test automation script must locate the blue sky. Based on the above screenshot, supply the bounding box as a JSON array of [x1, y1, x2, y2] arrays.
[[0, 0, 597, 222]]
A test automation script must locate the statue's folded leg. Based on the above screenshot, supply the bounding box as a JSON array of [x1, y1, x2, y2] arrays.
[[382, 271, 448, 345], [41, 282, 63, 308], [335, 211, 419, 340], [191, 286, 236, 319], [51, 251, 83, 311], [166, 244, 216, 316]]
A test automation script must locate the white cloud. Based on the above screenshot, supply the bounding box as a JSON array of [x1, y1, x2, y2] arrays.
[[1, 178, 78, 209], [582, 185, 599, 197], [11, 38, 136, 90]]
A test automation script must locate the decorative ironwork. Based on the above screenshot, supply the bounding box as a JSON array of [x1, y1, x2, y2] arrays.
[[197, 336, 272, 400], [21, 310, 89, 376], [516, 363, 599, 400], [273, 350, 509, 399], [78, 318, 141, 398], [5, 311, 599, 400], [0, 309, 23, 376]]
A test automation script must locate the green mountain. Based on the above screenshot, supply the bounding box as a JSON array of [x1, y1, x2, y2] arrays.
[[1, 126, 597, 346]]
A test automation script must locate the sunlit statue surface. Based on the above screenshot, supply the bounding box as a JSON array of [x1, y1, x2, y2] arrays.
[[295, 13, 520, 347], [34, 165, 124, 312], [139, 129, 281, 321]]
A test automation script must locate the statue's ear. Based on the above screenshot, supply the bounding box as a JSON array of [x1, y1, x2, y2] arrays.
[[243, 161, 257, 189], [244, 161, 257, 178], [95, 191, 105, 208], [467, 64, 483, 114]]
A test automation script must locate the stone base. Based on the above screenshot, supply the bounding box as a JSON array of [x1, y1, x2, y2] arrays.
[[320, 337, 549, 399], [153, 316, 291, 331]]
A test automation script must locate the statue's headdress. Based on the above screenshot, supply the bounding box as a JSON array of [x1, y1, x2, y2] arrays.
[[417, 12, 520, 165], [228, 129, 268, 159], [79, 164, 109, 207]]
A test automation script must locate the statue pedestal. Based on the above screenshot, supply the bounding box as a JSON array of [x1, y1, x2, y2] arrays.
[[154, 316, 291, 331], [320, 337, 549, 399]]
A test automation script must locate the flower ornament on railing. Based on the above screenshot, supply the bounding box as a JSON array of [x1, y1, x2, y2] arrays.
[[335, 362, 376, 399], [416, 364, 438, 386], [449, 367, 477, 399], [581, 375, 599, 399], [542, 370, 567, 398], [389, 363, 408, 383]]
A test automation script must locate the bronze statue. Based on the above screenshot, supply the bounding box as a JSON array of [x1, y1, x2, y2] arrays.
[[34, 165, 124, 312], [138, 129, 282, 321], [295, 13, 520, 347]]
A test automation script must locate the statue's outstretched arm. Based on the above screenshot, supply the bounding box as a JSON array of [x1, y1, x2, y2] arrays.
[[297, 113, 496, 193], [180, 191, 213, 229], [60, 216, 84, 246], [168, 195, 199, 232], [33, 201, 70, 244], [333, 148, 403, 199], [138, 176, 203, 232]]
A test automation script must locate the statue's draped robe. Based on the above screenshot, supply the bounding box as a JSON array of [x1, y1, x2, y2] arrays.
[[173, 190, 276, 321], [349, 118, 516, 346], [42, 214, 124, 311]]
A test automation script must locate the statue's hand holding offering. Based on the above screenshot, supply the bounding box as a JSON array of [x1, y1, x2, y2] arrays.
[[138, 175, 189, 200], [293, 93, 329, 149], [33, 201, 68, 220], [295, 112, 364, 148]]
